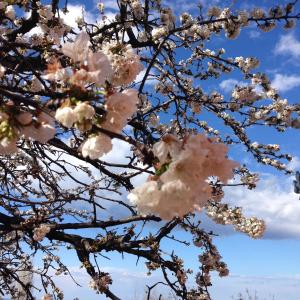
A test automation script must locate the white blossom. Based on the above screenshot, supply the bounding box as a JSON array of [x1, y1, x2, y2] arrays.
[[55, 106, 77, 128], [33, 224, 51, 242], [81, 134, 112, 159], [0, 65, 6, 78], [5, 5, 15, 20], [73, 102, 95, 122], [102, 42, 143, 86], [61, 32, 90, 63]]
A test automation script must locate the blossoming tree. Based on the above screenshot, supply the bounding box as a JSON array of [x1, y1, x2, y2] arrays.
[[0, 0, 299, 299]]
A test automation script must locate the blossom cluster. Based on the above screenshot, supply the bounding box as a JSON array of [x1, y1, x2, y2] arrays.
[[128, 134, 238, 219], [0, 31, 142, 159], [178, 4, 295, 44], [151, 8, 176, 40], [33, 224, 51, 242], [55, 102, 95, 130], [0, 109, 55, 155], [89, 273, 112, 293], [51, 32, 141, 159], [194, 240, 229, 297], [102, 41, 143, 86], [231, 85, 261, 104], [37, 5, 71, 45], [45, 31, 113, 87], [206, 203, 266, 238], [80, 89, 139, 159], [198, 246, 229, 282]]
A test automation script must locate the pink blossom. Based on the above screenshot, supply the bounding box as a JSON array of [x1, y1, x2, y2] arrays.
[[73, 102, 95, 122], [61, 31, 90, 63], [102, 89, 138, 133], [16, 112, 32, 125], [21, 123, 55, 143], [0, 137, 18, 155], [86, 51, 113, 86], [129, 134, 238, 219], [81, 134, 113, 160]]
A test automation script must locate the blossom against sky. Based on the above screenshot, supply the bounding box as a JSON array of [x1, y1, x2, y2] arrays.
[[13, 0, 300, 298], [59, 0, 300, 300]]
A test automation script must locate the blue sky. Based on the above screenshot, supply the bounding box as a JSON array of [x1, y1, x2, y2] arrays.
[[20, 0, 300, 299]]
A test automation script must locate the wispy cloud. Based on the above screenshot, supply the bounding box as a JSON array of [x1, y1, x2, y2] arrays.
[[219, 78, 246, 93], [248, 30, 261, 39], [44, 265, 165, 300], [62, 4, 97, 29], [274, 33, 300, 58], [271, 73, 300, 92], [222, 172, 300, 240], [211, 273, 300, 300], [97, 0, 119, 11], [42, 264, 300, 300]]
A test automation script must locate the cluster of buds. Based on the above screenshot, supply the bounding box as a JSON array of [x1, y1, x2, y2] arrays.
[[89, 273, 112, 293]]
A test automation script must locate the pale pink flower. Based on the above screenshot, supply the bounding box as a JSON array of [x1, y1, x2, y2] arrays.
[[81, 134, 112, 159], [55, 107, 77, 128], [37, 112, 55, 127], [153, 134, 181, 164], [22, 124, 55, 143], [61, 31, 90, 63], [105, 90, 138, 117], [36, 124, 56, 143], [128, 181, 161, 209], [102, 42, 143, 86], [69, 69, 90, 87], [33, 224, 51, 242], [0, 137, 18, 154], [102, 89, 138, 133], [86, 51, 113, 86], [43, 67, 70, 82], [129, 134, 238, 219], [73, 102, 95, 122], [16, 112, 32, 125], [102, 111, 127, 133]]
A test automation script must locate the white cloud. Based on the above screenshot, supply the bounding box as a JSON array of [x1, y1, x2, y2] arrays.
[[271, 73, 300, 92], [39, 265, 165, 300], [248, 30, 261, 39], [101, 138, 132, 165], [134, 68, 159, 86], [61, 4, 97, 29], [274, 33, 300, 58], [219, 79, 245, 93], [222, 173, 300, 239], [26, 4, 115, 36], [288, 156, 300, 171], [36, 264, 300, 300], [211, 273, 300, 300], [100, 0, 120, 11]]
